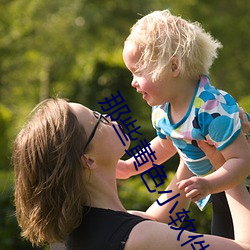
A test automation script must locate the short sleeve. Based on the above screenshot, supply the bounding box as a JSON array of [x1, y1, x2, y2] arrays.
[[197, 90, 241, 150], [156, 130, 167, 139], [151, 105, 169, 140]]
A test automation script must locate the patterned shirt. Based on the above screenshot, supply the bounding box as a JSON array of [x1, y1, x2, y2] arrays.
[[152, 75, 241, 176]]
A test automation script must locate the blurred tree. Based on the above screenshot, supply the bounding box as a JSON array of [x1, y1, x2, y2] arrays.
[[185, 0, 250, 100], [0, 105, 12, 169], [0, 0, 249, 248], [0, 171, 44, 250], [1, 0, 248, 131]]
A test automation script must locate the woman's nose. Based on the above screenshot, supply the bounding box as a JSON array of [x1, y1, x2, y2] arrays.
[[104, 114, 112, 122]]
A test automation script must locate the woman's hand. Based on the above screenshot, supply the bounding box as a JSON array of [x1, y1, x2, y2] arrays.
[[239, 107, 250, 141]]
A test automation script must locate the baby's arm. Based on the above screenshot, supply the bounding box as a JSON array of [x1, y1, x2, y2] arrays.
[[207, 132, 250, 190], [129, 159, 193, 224], [178, 132, 250, 201], [116, 136, 177, 179]]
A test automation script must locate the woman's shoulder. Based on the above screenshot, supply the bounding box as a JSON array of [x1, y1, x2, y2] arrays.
[[124, 220, 182, 250], [66, 206, 149, 250]]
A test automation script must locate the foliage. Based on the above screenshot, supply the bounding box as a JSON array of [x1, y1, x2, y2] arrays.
[[186, 1, 250, 100], [0, 171, 44, 249], [239, 95, 250, 112], [118, 171, 212, 234], [0, 0, 248, 248], [1, 0, 249, 170], [0, 104, 13, 170], [0, 170, 211, 250]]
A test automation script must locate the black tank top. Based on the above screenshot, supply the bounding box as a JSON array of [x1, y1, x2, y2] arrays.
[[66, 206, 148, 250]]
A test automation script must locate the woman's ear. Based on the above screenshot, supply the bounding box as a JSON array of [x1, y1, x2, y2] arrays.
[[82, 155, 97, 169], [170, 57, 180, 77]]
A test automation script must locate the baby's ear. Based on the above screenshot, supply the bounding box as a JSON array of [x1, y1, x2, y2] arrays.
[[82, 155, 97, 169], [171, 57, 180, 76]]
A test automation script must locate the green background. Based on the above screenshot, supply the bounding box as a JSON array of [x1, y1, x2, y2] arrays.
[[0, 0, 249, 249]]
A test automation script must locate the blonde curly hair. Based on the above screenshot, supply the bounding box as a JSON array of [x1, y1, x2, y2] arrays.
[[125, 9, 222, 81], [13, 98, 88, 246]]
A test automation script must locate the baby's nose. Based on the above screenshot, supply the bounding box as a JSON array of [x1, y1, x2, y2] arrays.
[[131, 77, 138, 88]]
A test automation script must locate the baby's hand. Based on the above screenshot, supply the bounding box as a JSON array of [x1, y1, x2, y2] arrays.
[[177, 176, 211, 202]]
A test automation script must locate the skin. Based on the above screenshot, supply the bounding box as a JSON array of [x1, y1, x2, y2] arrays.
[[122, 43, 197, 114], [239, 107, 250, 136], [121, 42, 250, 202], [66, 103, 250, 250], [178, 110, 250, 201], [68, 103, 128, 211], [178, 133, 250, 201]]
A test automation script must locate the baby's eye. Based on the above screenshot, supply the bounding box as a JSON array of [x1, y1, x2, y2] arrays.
[[133, 71, 142, 77]]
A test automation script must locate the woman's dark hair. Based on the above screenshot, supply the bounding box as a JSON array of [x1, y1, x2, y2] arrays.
[[13, 98, 88, 246]]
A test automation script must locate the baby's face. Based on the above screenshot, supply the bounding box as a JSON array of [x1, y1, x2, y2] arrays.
[[123, 42, 174, 106]]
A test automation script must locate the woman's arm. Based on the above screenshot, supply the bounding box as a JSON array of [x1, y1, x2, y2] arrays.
[[225, 184, 250, 243], [125, 183, 250, 250], [145, 159, 192, 224], [127, 127, 250, 249], [129, 159, 193, 225]]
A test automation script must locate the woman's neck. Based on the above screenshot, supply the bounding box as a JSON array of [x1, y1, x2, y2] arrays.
[[84, 165, 126, 212]]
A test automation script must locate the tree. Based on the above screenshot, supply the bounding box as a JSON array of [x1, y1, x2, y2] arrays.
[[0, 1, 249, 248]]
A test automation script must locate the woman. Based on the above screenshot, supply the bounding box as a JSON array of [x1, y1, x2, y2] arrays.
[[13, 98, 250, 249]]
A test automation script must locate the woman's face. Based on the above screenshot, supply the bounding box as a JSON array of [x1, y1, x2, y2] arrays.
[[68, 103, 130, 162]]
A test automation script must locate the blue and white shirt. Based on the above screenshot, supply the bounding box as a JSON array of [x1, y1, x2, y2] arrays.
[[152, 75, 242, 176]]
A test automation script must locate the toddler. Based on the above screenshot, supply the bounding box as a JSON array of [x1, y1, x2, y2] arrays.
[[120, 9, 250, 238]]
